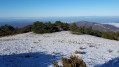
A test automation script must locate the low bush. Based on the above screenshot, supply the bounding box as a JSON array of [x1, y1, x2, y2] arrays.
[[1, 21, 119, 41], [69, 23, 119, 41], [89, 45, 94, 47], [32, 21, 59, 34], [54, 21, 70, 30], [75, 50, 82, 54], [79, 47, 83, 50], [53, 55, 87, 67], [107, 49, 113, 53]]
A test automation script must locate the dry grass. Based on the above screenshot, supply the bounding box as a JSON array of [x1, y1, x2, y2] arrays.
[[53, 55, 87, 67], [52, 52, 55, 54], [107, 49, 113, 53], [118, 50, 119, 53], [79, 47, 83, 50], [89, 45, 94, 47], [75, 50, 82, 54]]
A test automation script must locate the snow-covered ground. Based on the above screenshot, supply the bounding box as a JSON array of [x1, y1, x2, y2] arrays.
[[0, 31, 119, 67]]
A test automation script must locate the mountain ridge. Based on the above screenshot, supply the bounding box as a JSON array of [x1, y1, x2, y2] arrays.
[[74, 21, 119, 32]]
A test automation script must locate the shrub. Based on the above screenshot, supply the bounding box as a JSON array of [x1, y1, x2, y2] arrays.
[[32, 21, 59, 34], [51, 52, 55, 54], [69, 23, 78, 32], [0, 24, 16, 36], [107, 49, 113, 53], [20, 25, 32, 33], [53, 55, 87, 67], [79, 47, 83, 50], [32, 21, 46, 33], [101, 32, 115, 40], [75, 50, 82, 54], [89, 45, 94, 47], [117, 50, 119, 53], [70, 26, 102, 37], [44, 22, 59, 32], [54, 21, 70, 30]]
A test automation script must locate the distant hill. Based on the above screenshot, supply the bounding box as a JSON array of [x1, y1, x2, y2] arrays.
[[74, 21, 119, 32]]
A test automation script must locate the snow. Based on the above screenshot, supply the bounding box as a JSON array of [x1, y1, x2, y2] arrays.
[[0, 31, 119, 67]]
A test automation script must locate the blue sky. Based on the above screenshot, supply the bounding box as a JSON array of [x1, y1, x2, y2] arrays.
[[0, 0, 119, 17]]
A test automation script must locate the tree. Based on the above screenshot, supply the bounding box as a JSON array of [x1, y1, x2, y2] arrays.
[[32, 21, 59, 34], [32, 21, 46, 33], [0, 24, 15, 33], [54, 21, 70, 30], [101, 32, 115, 40], [45, 22, 59, 33], [20, 25, 32, 33], [69, 23, 78, 32]]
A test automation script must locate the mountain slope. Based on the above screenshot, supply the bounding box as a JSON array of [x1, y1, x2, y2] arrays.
[[75, 21, 119, 32]]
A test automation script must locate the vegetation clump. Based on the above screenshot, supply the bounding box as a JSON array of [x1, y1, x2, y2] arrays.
[[107, 49, 113, 53], [32, 21, 59, 34], [79, 47, 83, 50], [0, 21, 119, 41], [53, 55, 87, 67], [54, 21, 70, 31], [69, 23, 119, 41], [75, 50, 83, 54]]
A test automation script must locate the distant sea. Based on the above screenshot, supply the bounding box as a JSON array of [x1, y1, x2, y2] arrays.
[[0, 16, 119, 28]]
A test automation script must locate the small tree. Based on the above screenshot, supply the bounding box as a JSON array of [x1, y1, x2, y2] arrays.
[[20, 25, 32, 33], [54, 21, 70, 30], [32, 21, 59, 34], [101, 32, 115, 40], [32, 21, 46, 34], [69, 23, 78, 32]]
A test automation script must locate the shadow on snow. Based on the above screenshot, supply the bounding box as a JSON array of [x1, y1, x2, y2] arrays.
[[96, 57, 119, 67], [0, 52, 63, 67]]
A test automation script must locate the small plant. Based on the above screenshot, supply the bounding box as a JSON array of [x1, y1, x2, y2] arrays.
[[89, 45, 94, 47], [33, 42, 38, 43], [117, 50, 119, 53], [52, 62, 59, 67], [52, 52, 55, 54], [80, 47, 83, 50], [108, 49, 112, 53], [75, 50, 82, 54], [53, 55, 87, 67]]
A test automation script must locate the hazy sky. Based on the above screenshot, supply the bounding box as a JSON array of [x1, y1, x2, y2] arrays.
[[0, 0, 119, 17]]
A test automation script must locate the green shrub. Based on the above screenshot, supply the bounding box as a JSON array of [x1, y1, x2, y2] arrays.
[[20, 25, 32, 33], [0, 24, 16, 36], [101, 32, 115, 40], [69, 23, 78, 32], [70, 26, 102, 37], [54, 21, 70, 30], [0, 24, 15, 33], [53, 55, 87, 67], [32, 21, 59, 34]]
